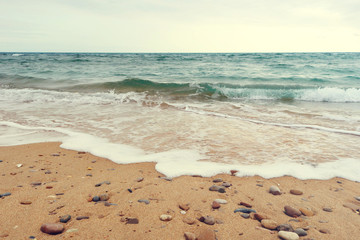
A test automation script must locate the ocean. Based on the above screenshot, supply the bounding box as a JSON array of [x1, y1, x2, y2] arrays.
[[1, 52, 359, 180]]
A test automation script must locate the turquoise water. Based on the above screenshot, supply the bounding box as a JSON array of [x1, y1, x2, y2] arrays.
[[1, 53, 360, 180]]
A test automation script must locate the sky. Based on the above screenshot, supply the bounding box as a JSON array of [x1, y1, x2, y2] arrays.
[[1, 0, 360, 52]]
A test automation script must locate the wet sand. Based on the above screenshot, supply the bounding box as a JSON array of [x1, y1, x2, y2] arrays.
[[0, 142, 359, 239]]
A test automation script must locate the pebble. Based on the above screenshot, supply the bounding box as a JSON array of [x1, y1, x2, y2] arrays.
[[86, 174, 92, 177], [183, 217, 196, 225], [179, 203, 190, 211], [278, 231, 299, 240], [254, 213, 268, 221], [222, 182, 232, 187], [214, 199, 227, 204], [322, 207, 333, 212], [138, 199, 150, 204], [159, 214, 172, 221], [212, 178, 223, 183], [95, 181, 111, 187], [92, 196, 100, 202], [184, 232, 196, 240], [269, 185, 281, 195], [125, 218, 139, 224], [197, 228, 216, 240], [218, 188, 226, 193], [76, 216, 89, 220], [0, 192, 11, 197], [66, 228, 78, 233], [241, 213, 250, 219], [200, 215, 215, 225], [45, 170, 51, 174], [212, 201, 221, 209], [60, 215, 71, 223], [99, 194, 109, 201], [127, 189, 133, 193], [319, 220, 329, 223], [29, 236, 36, 239], [239, 201, 252, 208], [299, 208, 314, 217], [31, 182, 42, 186], [234, 208, 256, 214], [209, 185, 222, 191], [343, 202, 360, 212], [40, 223, 64, 235], [261, 219, 278, 230], [16, 164, 23, 168], [20, 201, 32, 205], [104, 201, 117, 206], [136, 177, 144, 182], [294, 228, 307, 237], [277, 224, 294, 232], [0, 160, 3, 163], [355, 196, 360, 202], [180, 210, 186, 215], [319, 229, 331, 234], [290, 189, 303, 195], [284, 206, 301, 217]]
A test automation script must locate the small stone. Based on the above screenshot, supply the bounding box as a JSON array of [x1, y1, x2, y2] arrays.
[[239, 201, 252, 208], [209, 185, 221, 191], [31, 182, 42, 186], [241, 213, 250, 219], [200, 216, 215, 225], [355, 196, 360, 202], [29, 236, 36, 239], [290, 189, 303, 195], [184, 232, 196, 240], [46, 186, 53, 189], [294, 228, 307, 237], [91, 160, 96, 163], [256, 184, 263, 187], [197, 228, 216, 240], [180, 210, 186, 215], [212, 201, 221, 209], [269, 185, 281, 195], [92, 196, 100, 202], [136, 177, 144, 182], [60, 215, 71, 223], [160, 214, 172, 221], [126, 218, 139, 224], [234, 208, 256, 214], [212, 178, 223, 183], [138, 199, 150, 204], [76, 216, 89, 220], [99, 193, 109, 201], [284, 206, 301, 217], [0, 192, 11, 197], [86, 174, 92, 177], [127, 188, 132, 193], [214, 199, 227, 204], [277, 224, 294, 232], [230, 170, 238, 176], [20, 201, 32, 205], [278, 231, 299, 240], [183, 217, 196, 225], [299, 208, 314, 217], [319, 220, 328, 223], [66, 228, 78, 233], [319, 229, 330, 234], [254, 213, 268, 221], [261, 219, 278, 230], [179, 203, 190, 211], [51, 153, 60, 156], [222, 182, 232, 187], [40, 223, 64, 235], [45, 170, 51, 174], [322, 207, 332, 212], [16, 164, 23, 168]]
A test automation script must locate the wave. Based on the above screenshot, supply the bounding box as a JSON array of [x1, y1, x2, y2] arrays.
[[2, 75, 360, 103]]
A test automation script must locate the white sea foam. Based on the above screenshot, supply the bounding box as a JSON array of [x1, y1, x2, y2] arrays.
[[1, 121, 360, 181]]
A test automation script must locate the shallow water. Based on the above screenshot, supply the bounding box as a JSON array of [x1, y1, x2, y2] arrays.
[[1, 53, 359, 180]]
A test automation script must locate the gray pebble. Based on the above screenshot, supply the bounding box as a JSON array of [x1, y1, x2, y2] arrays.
[[92, 196, 100, 202], [212, 178, 223, 183], [294, 228, 307, 236], [0, 192, 11, 197], [355, 196, 360, 202], [241, 213, 250, 219], [323, 207, 332, 212], [138, 199, 150, 204], [277, 224, 294, 232], [76, 216, 89, 220], [234, 208, 256, 214], [60, 214, 71, 223]]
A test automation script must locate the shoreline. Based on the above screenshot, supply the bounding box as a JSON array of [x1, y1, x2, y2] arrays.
[[1, 142, 360, 239]]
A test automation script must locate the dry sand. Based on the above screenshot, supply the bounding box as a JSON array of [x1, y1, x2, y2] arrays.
[[1, 142, 360, 240]]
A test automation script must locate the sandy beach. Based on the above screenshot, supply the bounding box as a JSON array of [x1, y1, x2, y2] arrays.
[[1, 142, 360, 240]]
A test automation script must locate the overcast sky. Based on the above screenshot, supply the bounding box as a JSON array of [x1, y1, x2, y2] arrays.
[[1, 0, 360, 52]]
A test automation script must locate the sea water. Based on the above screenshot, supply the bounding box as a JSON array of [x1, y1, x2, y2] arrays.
[[1, 53, 359, 180]]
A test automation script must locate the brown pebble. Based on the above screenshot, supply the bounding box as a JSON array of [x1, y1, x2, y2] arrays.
[[179, 203, 190, 211], [184, 232, 196, 240], [40, 223, 64, 235], [284, 205, 302, 217], [239, 201, 252, 208], [20, 201, 32, 205], [212, 201, 221, 209], [99, 193, 109, 201], [254, 213, 268, 221], [76, 216, 89, 220], [299, 208, 314, 216], [183, 217, 196, 225], [197, 228, 216, 240], [46, 186, 53, 189], [290, 189, 303, 195], [261, 219, 278, 230], [323, 207, 333, 212], [319, 229, 331, 234], [126, 218, 139, 224]]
